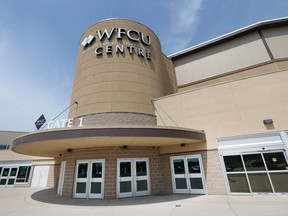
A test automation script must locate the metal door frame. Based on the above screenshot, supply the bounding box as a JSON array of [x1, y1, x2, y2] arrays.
[[170, 154, 206, 194], [117, 158, 150, 198], [74, 159, 105, 199]]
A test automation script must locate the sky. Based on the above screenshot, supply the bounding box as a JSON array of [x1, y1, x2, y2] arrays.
[[0, 0, 287, 132]]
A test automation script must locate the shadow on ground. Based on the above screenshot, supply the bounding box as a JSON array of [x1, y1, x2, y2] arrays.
[[30, 188, 202, 207]]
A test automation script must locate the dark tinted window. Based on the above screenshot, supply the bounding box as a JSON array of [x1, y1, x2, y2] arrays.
[[243, 154, 265, 171], [263, 152, 288, 170], [223, 155, 244, 172]]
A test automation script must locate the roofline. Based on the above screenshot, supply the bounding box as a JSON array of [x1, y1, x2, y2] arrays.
[[0, 130, 27, 133], [169, 17, 288, 60]]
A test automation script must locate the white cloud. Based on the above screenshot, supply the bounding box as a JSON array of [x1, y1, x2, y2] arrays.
[[163, 0, 203, 54]]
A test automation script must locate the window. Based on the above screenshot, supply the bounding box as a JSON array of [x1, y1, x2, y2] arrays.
[[223, 155, 244, 172], [0, 145, 10, 150], [16, 166, 31, 183], [223, 151, 288, 194]]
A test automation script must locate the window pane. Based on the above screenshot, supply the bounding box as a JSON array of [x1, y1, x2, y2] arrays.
[[0, 145, 9, 150], [190, 178, 203, 189], [0, 179, 7, 185], [136, 161, 147, 176], [175, 178, 187, 189], [90, 182, 101, 194], [248, 173, 273, 193], [2, 168, 9, 176], [120, 162, 131, 177], [243, 154, 265, 171], [173, 159, 185, 174], [270, 172, 288, 193], [8, 179, 15, 185], [17, 166, 28, 178], [187, 158, 200, 173], [10, 168, 17, 177], [263, 152, 288, 170], [76, 182, 86, 193], [227, 174, 250, 193], [137, 180, 148, 191], [224, 155, 244, 172], [120, 181, 131, 193], [91, 163, 102, 178], [77, 163, 88, 178]]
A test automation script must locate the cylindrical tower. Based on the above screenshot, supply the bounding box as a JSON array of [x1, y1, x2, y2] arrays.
[[68, 19, 177, 126], [13, 18, 205, 199]]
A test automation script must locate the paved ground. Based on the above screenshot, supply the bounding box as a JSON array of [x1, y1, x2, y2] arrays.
[[1, 188, 288, 216]]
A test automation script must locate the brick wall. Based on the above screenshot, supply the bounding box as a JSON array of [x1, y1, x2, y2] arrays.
[[160, 150, 227, 195], [47, 164, 60, 187], [73, 112, 157, 127], [60, 146, 164, 198], [60, 147, 226, 198], [205, 150, 227, 195]]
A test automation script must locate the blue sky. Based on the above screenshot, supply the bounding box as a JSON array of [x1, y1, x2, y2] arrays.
[[0, 0, 287, 132]]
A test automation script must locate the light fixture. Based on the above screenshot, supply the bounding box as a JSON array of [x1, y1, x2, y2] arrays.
[[263, 119, 273, 125], [180, 143, 186, 147]]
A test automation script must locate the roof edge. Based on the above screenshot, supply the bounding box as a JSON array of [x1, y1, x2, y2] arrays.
[[169, 17, 288, 59]]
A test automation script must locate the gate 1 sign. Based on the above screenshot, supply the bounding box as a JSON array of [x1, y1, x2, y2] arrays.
[[47, 118, 83, 129]]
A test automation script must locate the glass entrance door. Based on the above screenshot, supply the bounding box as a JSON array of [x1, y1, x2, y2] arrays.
[[117, 158, 150, 198], [117, 159, 133, 198], [171, 155, 206, 194], [0, 167, 18, 187], [74, 160, 105, 199], [135, 160, 149, 197]]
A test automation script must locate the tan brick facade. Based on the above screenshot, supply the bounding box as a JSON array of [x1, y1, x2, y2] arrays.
[[204, 150, 227, 195], [59, 146, 226, 199], [73, 112, 157, 127], [60, 146, 164, 198], [47, 164, 60, 188], [159, 149, 227, 195]]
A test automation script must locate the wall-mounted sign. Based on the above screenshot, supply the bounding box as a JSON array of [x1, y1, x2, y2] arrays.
[[81, 35, 95, 47], [81, 27, 152, 60], [35, 114, 46, 130], [47, 118, 83, 129]]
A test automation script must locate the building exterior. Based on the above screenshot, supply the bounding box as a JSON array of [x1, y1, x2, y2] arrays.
[[0, 131, 56, 188], [11, 17, 288, 199]]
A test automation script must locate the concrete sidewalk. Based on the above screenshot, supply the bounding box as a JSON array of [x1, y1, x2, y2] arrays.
[[1, 188, 288, 216]]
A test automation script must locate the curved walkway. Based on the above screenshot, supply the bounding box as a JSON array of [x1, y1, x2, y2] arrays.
[[1, 188, 288, 216]]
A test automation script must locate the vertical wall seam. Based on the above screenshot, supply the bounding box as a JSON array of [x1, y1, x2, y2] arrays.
[[258, 30, 274, 60]]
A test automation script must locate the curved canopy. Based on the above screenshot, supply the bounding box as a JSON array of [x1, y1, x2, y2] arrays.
[[13, 126, 206, 157]]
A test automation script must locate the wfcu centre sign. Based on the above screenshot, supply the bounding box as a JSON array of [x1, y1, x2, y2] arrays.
[[81, 27, 152, 60]]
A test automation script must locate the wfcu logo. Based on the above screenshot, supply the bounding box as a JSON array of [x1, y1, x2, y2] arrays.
[[81, 35, 95, 47], [81, 28, 152, 60]]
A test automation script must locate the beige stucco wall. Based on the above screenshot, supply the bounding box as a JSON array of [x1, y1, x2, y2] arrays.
[[0, 151, 50, 162], [0, 131, 53, 162], [69, 19, 177, 122], [174, 32, 270, 86], [0, 131, 26, 145], [262, 26, 288, 59], [155, 68, 288, 151], [161, 25, 288, 153]]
